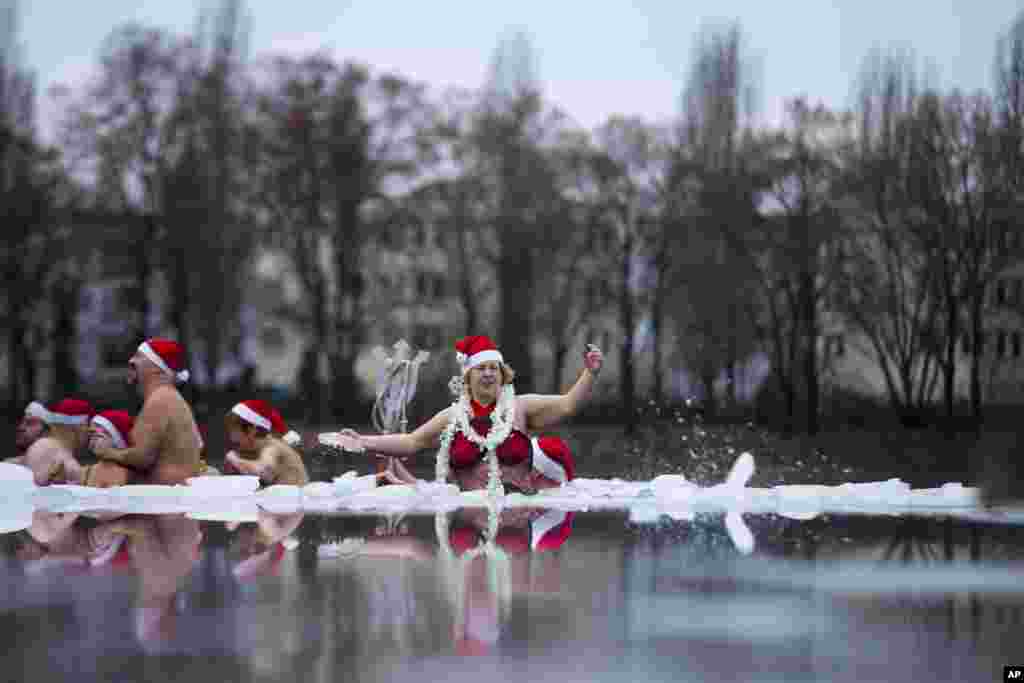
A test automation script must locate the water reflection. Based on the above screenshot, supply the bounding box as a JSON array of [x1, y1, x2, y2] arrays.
[[0, 508, 1022, 682]]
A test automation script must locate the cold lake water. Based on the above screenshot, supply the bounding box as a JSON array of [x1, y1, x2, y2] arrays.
[[1, 444, 1022, 683]]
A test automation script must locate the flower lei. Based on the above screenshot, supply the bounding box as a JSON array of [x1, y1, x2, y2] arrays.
[[434, 503, 511, 637], [435, 384, 516, 497]]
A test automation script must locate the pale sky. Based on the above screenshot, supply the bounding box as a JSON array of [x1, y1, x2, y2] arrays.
[[14, 0, 1024, 142]]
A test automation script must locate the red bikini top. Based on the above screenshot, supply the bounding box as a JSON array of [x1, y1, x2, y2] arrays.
[[449, 400, 531, 470]]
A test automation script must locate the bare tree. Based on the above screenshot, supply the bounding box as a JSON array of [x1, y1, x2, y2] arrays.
[[478, 29, 547, 391], [840, 49, 944, 414], [672, 22, 762, 412], [58, 24, 183, 343], [742, 100, 852, 434], [0, 0, 62, 417]]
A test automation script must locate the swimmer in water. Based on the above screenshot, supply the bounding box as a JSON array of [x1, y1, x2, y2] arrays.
[[9, 400, 50, 462], [15, 399, 91, 485], [89, 338, 204, 487], [223, 400, 308, 486]]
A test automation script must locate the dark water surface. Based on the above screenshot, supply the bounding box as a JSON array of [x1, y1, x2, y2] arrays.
[[2, 505, 1022, 683]]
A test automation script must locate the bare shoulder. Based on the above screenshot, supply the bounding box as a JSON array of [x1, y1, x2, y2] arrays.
[[143, 385, 177, 409], [266, 440, 301, 462], [25, 437, 61, 461]]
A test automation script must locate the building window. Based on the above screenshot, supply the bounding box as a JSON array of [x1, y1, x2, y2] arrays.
[[996, 281, 1006, 306], [1014, 279, 1023, 306], [433, 276, 445, 298], [1014, 331, 1022, 359], [997, 330, 1007, 358], [417, 273, 428, 298]]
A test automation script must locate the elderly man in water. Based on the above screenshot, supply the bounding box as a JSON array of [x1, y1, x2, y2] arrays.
[[10, 400, 50, 460], [11, 399, 92, 485], [89, 338, 204, 487]]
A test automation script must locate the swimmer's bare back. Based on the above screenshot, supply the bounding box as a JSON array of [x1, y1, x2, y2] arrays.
[[141, 385, 203, 484], [93, 385, 202, 486]]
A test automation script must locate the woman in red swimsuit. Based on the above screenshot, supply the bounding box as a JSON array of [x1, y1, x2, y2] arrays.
[[336, 335, 603, 493]]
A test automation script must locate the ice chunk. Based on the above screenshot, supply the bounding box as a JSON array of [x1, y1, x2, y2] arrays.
[[186, 475, 260, 497], [725, 511, 755, 555], [0, 462, 35, 491]]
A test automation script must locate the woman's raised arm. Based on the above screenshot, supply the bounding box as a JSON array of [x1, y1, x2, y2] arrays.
[[520, 346, 603, 432]]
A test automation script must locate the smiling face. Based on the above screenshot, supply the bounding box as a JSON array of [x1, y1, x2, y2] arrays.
[[467, 361, 503, 405], [87, 423, 115, 453]]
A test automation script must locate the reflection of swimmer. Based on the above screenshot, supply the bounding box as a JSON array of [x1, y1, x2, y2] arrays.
[[90, 339, 204, 486], [335, 335, 597, 493], [435, 505, 568, 656], [227, 509, 304, 582], [223, 400, 308, 486], [9, 400, 50, 461], [100, 515, 204, 650], [12, 511, 131, 573], [13, 399, 92, 485], [435, 506, 575, 656]]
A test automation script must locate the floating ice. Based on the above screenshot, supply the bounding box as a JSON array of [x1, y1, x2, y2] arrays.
[[0, 452, 995, 527]]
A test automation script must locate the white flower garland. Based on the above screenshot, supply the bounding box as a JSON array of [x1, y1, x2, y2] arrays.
[[435, 384, 515, 497]]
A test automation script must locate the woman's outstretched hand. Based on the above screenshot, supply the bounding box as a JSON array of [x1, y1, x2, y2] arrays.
[[319, 428, 367, 453], [584, 344, 604, 376]]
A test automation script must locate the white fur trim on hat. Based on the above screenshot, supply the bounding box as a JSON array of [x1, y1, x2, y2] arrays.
[[24, 401, 48, 420], [462, 349, 503, 372], [46, 410, 89, 426], [531, 437, 567, 484], [232, 403, 271, 431], [283, 430, 301, 447], [91, 415, 128, 449], [530, 509, 570, 552], [138, 342, 190, 383]]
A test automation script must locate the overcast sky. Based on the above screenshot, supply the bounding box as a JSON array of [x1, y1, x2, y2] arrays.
[[15, 0, 1024, 141]]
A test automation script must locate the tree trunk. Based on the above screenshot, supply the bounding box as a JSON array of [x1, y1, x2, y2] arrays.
[[802, 270, 819, 435], [943, 286, 958, 430], [498, 213, 534, 391], [551, 338, 568, 395], [651, 262, 665, 404], [620, 223, 635, 434], [135, 213, 157, 341], [969, 291, 984, 430], [454, 190, 479, 335], [331, 196, 363, 417], [311, 275, 329, 424], [51, 275, 79, 397]]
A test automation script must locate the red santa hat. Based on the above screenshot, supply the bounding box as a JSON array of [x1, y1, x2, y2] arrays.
[[91, 410, 134, 449], [530, 436, 575, 484], [231, 400, 302, 446], [42, 398, 94, 426], [23, 400, 49, 421], [455, 335, 504, 373], [138, 338, 190, 383]]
